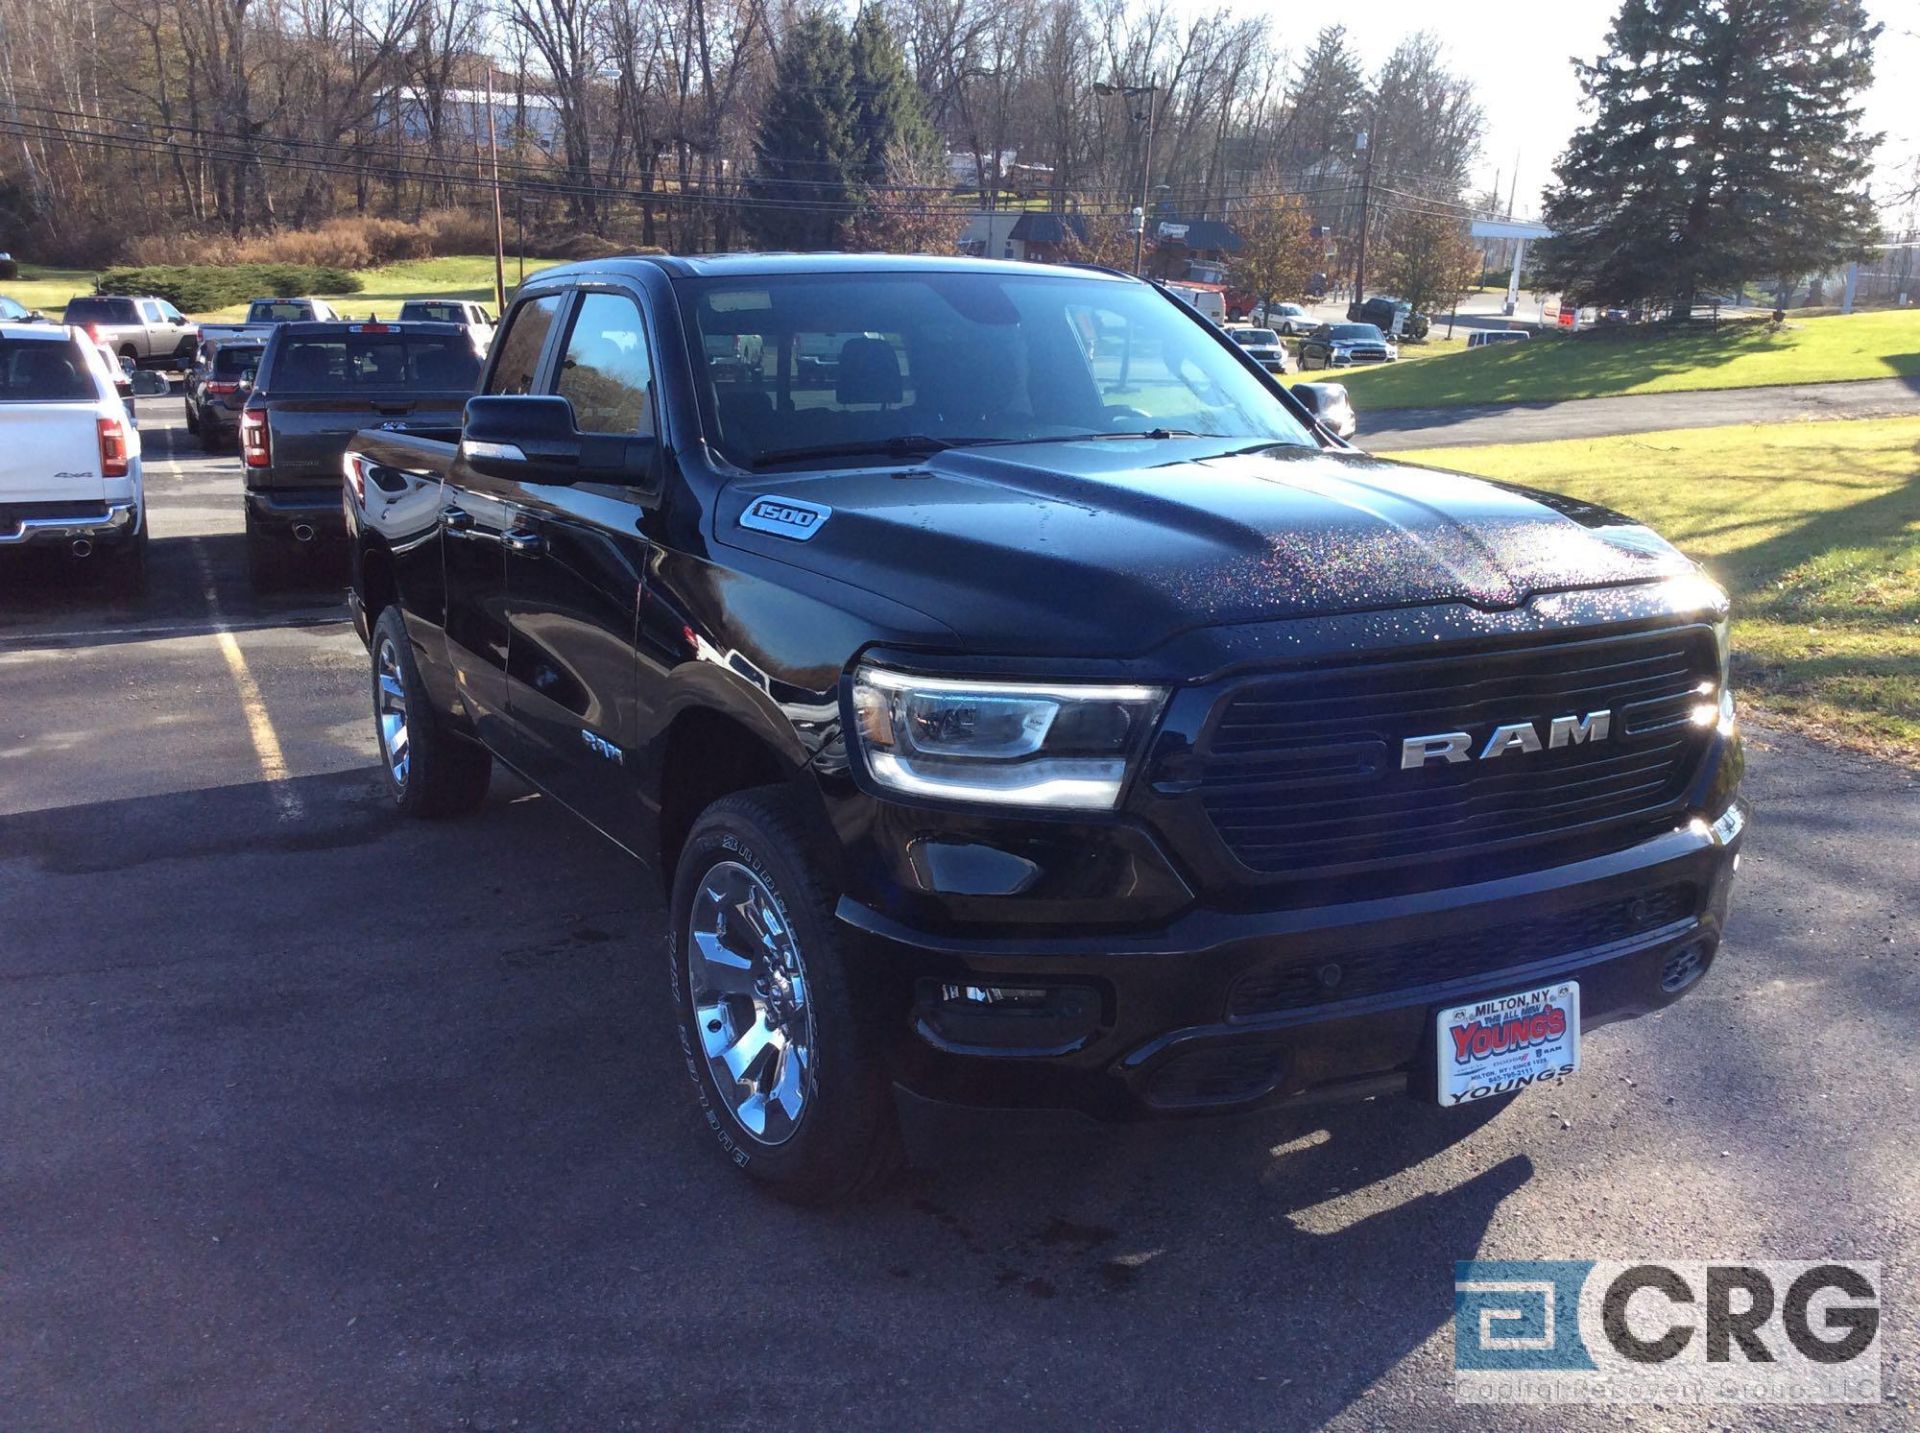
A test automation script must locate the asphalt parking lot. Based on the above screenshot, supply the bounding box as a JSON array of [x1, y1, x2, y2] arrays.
[[4, 396, 1917, 1429]]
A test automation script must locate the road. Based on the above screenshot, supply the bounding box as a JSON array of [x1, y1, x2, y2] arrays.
[[1359, 375, 1920, 453], [3, 398, 1917, 1430]]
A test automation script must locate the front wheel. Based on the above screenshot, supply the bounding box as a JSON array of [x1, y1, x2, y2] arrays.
[[369, 605, 491, 817], [669, 787, 899, 1204]]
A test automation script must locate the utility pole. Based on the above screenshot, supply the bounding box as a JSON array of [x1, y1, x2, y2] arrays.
[[1352, 127, 1373, 303], [1095, 80, 1159, 275], [485, 65, 507, 315]]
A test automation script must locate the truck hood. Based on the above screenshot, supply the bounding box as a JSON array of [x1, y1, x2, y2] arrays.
[[714, 437, 1696, 654]]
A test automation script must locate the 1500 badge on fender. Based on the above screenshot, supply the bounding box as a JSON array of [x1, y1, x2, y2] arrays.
[[740, 495, 831, 541]]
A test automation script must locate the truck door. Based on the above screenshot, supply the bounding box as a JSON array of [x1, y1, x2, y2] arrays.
[[440, 292, 563, 751], [500, 286, 656, 852]]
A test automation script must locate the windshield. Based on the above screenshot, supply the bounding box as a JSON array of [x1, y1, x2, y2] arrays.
[[1231, 329, 1279, 346], [1330, 324, 1386, 341], [268, 334, 480, 392], [0, 337, 97, 401], [679, 270, 1314, 469], [400, 302, 472, 323], [250, 301, 313, 322]]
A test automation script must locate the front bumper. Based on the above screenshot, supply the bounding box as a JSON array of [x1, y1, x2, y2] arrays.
[[0, 500, 139, 548], [245, 486, 347, 540], [841, 803, 1747, 1119]]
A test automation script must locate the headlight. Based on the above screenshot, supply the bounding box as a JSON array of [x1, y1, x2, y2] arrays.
[[849, 665, 1168, 810]]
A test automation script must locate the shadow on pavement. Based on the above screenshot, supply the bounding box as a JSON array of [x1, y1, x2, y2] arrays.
[[2, 766, 1538, 1427]]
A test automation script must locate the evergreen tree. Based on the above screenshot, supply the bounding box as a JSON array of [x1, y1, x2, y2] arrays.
[[748, 13, 858, 251], [849, 8, 937, 185], [1537, 0, 1882, 318]]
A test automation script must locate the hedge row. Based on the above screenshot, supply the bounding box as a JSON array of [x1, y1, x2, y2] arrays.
[[95, 263, 363, 312]]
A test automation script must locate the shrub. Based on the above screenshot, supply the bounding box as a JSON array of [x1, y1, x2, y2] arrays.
[[95, 263, 363, 312]]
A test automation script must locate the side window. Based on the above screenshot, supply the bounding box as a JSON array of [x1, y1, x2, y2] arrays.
[[158, 300, 185, 323], [552, 291, 654, 436], [139, 301, 163, 323], [486, 294, 563, 395]]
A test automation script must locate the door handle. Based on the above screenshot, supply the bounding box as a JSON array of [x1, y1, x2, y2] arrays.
[[442, 504, 474, 533], [502, 527, 546, 556]]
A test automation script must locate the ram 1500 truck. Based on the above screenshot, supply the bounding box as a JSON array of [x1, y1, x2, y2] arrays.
[[344, 254, 1747, 1203], [240, 319, 483, 587]]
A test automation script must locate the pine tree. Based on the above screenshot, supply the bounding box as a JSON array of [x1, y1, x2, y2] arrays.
[[747, 13, 858, 251], [1537, 0, 1882, 319], [849, 7, 937, 186]]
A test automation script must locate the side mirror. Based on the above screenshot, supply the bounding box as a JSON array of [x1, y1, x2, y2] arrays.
[[130, 369, 170, 396], [460, 395, 658, 489]]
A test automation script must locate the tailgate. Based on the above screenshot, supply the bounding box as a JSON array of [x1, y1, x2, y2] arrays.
[[0, 404, 109, 503], [266, 396, 468, 484]]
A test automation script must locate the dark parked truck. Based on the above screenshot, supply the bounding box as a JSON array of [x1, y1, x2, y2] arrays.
[[344, 255, 1746, 1203], [240, 319, 483, 587]]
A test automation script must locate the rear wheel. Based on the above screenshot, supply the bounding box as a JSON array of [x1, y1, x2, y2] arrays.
[[370, 605, 490, 818], [669, 787, 899, 1204], [184, 398, 200, 435]]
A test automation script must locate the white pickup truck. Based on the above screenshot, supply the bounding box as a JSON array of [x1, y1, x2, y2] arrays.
[[0, 323, 147, 585]]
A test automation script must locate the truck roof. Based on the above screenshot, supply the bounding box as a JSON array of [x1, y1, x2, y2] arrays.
[[521, 252, 1141, 285]]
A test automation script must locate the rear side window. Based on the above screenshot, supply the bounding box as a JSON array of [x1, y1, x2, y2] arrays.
[[64, 297, 136, 324], [487, 295, 563, 394], [0, 338, 97, 401], [269, 335, 481, 391]]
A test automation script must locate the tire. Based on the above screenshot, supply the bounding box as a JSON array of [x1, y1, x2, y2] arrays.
[[669, 786, 900, 1204], [369, 605, 490, 818], [184, 399, 199, 435]]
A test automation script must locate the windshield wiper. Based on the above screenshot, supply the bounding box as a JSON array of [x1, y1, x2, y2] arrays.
[[749, 434, 968, 468], [969, 428, 1222, 446]]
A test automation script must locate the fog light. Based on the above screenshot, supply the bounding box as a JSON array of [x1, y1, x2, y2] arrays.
[[938, 984, 1050, 1007], [915, 979, 1103, 1055]]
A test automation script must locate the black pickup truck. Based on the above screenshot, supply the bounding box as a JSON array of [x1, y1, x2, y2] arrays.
[[240, 319, 483, 586], [344, 254, 1746, 1203]]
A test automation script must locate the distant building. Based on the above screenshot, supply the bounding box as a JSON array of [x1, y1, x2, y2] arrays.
[[375, 87, 562, 153]]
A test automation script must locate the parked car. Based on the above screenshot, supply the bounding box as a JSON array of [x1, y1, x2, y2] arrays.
[[1164, 281, 1227, 326], [1299, 322, 1397, 369], [1224, 325, 1291, 375], [343, 255, 1745, 1204], [0, 323, 147, 583], [61, 294, 199, 369], [1348, 296, 1430, 341], [396, 299, 496, 351], [1291, 379, 1356, 439], [240, 319, 483, 588], [1259, 301, 1312, 335], [185, 337, 266, 448], [198, 296, 345, 351], [1467, 329, 1530, 349], [0, 295, 47, 323]]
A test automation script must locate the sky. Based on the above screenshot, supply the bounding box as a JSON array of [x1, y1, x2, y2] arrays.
[[1233, 0, 1920, 223]]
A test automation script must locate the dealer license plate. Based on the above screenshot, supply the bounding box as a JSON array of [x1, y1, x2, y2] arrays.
[[1436, 981, 1580, 1106]]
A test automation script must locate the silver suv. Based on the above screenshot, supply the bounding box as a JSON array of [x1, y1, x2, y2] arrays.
[[61, 295, 200, 369]]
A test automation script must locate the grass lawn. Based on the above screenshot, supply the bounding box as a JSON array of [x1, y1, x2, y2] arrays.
[[1, 255, 566, 322], [1391, 417, 1920, 763], [1339, 309, 1920, 410]]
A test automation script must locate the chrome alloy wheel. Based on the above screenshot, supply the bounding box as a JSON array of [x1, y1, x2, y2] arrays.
[[686, 860, 816, 1145], [374, 634, 411, 791]]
